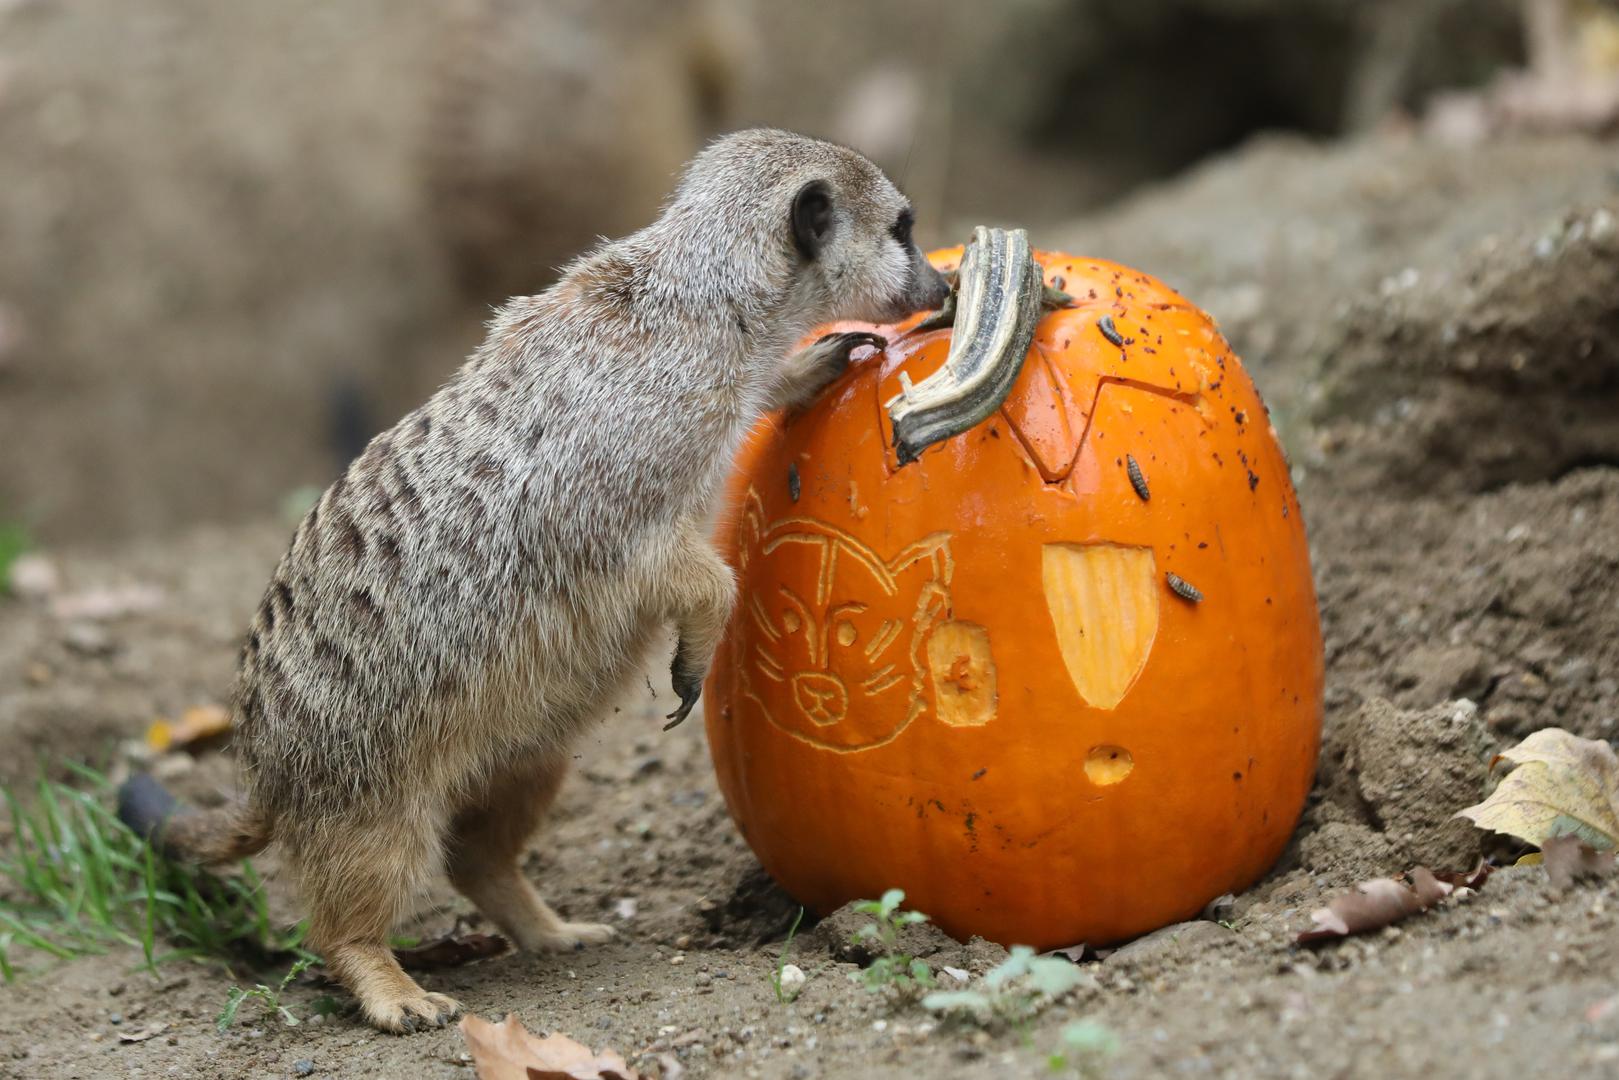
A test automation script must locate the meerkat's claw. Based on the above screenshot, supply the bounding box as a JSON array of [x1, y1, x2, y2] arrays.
[[664, 680, 701, 730], [665, 647, 704, 729], [815, 330, 887, 356]]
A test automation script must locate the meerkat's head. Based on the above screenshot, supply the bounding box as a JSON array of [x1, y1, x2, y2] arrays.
[[666, 129, 952, 327]]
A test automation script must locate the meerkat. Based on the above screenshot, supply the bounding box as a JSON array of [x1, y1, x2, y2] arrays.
[[119, 128, 951, 1035]]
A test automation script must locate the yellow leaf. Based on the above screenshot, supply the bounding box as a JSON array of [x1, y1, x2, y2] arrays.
[[144, 704, 231, 752], [1455, 728, 1619, 850], [144, 719, 175, 752]]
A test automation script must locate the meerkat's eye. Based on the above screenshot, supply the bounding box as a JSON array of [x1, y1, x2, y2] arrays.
[[890, 207, 915, 246]]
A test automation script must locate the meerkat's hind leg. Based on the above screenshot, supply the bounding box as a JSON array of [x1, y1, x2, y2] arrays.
[[447, 753, 614, 952], [297, 817, 461, 1034], [661, 521, 738, 728]]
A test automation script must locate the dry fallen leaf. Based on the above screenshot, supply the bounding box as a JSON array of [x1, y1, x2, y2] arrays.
[[1456, 727, 1619, 851], [1542, 834, 1617, 890], [146, 704, 232, 752], [395, 932, 510, 970], [1434, 861, 1493, 891], [1296, 868, 1455, 944], [117, 1022, 169, 1043], [1043, 944, 1090, 963], [459, 1014, 639, 1080]]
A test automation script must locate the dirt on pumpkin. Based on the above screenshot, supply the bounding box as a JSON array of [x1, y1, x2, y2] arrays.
[[4, 131, 1619, 1078]]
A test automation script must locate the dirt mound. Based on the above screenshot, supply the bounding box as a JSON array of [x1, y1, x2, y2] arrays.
[[1312, 204, 1619, 494], [1046, 132, 1619, 443], [1310, 698, 1493, 875], [1311, 468, 1619, 743]]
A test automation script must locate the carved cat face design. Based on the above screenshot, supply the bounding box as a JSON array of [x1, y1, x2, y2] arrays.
[[732, 491, 969, 751]]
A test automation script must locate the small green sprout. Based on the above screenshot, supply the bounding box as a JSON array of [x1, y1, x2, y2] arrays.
[[847, 889, 934, 999], [1048, 1018, 1120, 1076], [922, 945, 1092, 1026], [769, 906, 807, 1004], [217, 957, 314, 1031]]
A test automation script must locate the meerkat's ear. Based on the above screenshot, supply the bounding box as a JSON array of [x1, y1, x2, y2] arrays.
[[791, 180, 833, 260]]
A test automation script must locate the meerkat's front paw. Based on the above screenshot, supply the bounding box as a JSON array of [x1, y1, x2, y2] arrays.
[[365, 990, 462, 1035], [665, 644, 705, 730], [771, 331, 887, 410], [808, 331, 886, 382]]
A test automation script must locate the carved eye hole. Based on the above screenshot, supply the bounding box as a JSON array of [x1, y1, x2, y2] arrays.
[[835, 620, 858, 647], [782, 610, 803, 633]]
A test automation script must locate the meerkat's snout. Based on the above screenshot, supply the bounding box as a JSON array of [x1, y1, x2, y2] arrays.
[[904, 249, 952, 317]]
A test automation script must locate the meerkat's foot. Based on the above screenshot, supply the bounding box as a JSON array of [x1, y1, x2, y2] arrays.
[[324, 939, 463, 1035], [364, 990, 463, 1035], [524, 920, 617, 952]]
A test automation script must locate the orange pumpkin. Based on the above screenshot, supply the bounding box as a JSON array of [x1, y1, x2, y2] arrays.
[[704, 246, 1322, 948]]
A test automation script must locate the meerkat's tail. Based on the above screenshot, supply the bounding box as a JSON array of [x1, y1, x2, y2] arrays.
[[117, 774, 272, 865]]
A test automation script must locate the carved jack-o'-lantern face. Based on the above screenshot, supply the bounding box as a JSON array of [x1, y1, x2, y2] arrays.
[[734, 492, 995, 751], [706, 248, 1323, 950]]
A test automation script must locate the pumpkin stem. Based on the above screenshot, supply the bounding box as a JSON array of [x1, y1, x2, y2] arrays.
[[886, 226, 1044, 464]]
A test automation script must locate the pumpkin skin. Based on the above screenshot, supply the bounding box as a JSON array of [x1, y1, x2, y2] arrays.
[[704, 247, 1322, 948]]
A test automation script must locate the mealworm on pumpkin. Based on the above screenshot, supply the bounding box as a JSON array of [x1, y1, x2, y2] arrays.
[[1098, 314, 1124, 347], [787, 462, 801, 503], [1126, 454, 1150, 501], [1166, 572, 1203, 603]]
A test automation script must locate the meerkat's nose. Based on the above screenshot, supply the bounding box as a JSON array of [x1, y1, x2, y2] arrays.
[[914, 259, 951, 312]]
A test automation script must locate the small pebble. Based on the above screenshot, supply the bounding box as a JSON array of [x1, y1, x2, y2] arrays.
[[777, 964, 806, 997], [293, 1060, 316, 1077], [62, 622, 115, 656], [151, 754, 195, 781], [7, 553, 59, 599]]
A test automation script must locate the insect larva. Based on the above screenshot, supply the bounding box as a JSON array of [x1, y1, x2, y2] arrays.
[[1098, 314, 1124, 347], [788, 462, 801, 503], [1126, 454, 1150, 501], [1166, 572, 1203, 603]]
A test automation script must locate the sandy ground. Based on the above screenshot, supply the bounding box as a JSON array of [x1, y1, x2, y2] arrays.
[[3, 126, 1619, 1077]]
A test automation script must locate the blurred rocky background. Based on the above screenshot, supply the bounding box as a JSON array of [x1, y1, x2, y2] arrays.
[[0, 0, 1615, 544]]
